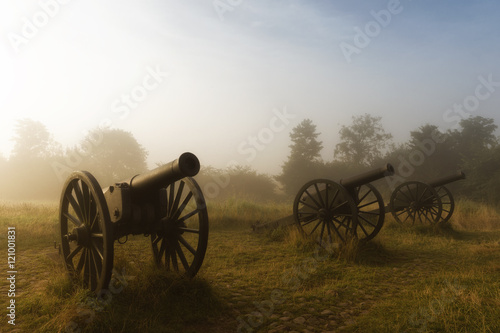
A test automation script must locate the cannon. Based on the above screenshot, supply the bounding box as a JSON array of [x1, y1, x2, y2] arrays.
[[292, 164, 394, 245], [59, 152, 208, 294], [388, 171, 466, 225]]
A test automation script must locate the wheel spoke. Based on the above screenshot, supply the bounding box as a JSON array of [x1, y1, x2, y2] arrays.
[[66, 191, 85, 223], [329, 219, 344, 242], [307, 220, 322, 236], [168, 182, 175, 215], [170, 244, 179, 271], [171, 191, 193, 221], [357, 189, 372, 205], [332, 216, 351, 230], [179, 209, 200, 223], [89, 198, 98, 232], [325, 219, 333, 243], [73, 181, 88, 223], [313, 183, 326, 207], [357, 218, 370, 237], [177, 227, 200, 234], [178, 235, 197, 255], [299, 199, 321, 211], [175, 241, 190, 271], [152, 234, 161, 247], [63, 212, 82, 227], [300, 216, 319, 226], [81, 181, 91, 226], [328, 189, 340, 211], [76, 249, 87, 274], [158, 238, 167, 264], [67, 245, 83, 262], [359, 214, 377, 228], [304, 189, 322, 209], [357, 200, 379, 210], [171, 181, 185, 216]]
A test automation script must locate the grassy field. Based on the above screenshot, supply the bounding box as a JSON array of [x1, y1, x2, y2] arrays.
[[1, 198, 499, 332]]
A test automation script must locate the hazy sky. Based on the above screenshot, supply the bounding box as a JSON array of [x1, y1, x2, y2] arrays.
[[1, 0, 499, 174]]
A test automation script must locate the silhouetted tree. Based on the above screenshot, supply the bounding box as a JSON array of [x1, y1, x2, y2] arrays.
[[448, 116, 499, 203], [276, 119, 323, 195], [406, 124, 460, 179], [451, 116, 498, 160], [1, 119, 63, 200], [77, 128, 148, 185], [10, 119, 61, 159], [334, 114, 393, 166], [287, 119, 323, 161]]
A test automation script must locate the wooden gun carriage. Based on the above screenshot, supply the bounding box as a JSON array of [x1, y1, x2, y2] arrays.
[[254, 168, 466, 246], [59, 152, 208, 294], [292, 164, 395, 245], [388, 171, 466, 225]]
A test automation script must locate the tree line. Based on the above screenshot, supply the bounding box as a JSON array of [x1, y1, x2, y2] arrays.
[[1, 115, 499, 205], [277, 115, 500, 205], [0, 119, 277, 202]]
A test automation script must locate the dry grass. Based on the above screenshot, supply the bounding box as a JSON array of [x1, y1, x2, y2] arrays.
[[451, 199, 500, 231], [1, 198, 499, 332]]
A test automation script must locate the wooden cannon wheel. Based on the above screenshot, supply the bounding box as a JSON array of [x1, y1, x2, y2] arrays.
[[435, 185, 455, 223], [293, 179, 358, 247], [390, 181, 443, 226], [352, 184, 385, 242], [59, 171, 114, 294], [151, 177, 209, 278]]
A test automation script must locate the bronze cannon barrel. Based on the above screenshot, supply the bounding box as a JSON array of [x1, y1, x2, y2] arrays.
[[428, 171, 466, 188], [128, 152, 200, 194], [340, 163, 395, 189]]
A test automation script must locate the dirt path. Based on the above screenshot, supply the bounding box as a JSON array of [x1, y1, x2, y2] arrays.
[[215, 251, 457, 333]]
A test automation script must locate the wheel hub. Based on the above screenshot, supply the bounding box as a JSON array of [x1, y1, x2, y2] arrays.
[[160, 217, 186, 238], [318, 208, 331, 220], [69, 226, 91, 247], [410, 201, 420, 210]]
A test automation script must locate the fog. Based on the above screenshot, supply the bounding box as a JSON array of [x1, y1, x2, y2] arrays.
[[1, 1, 500, 201]]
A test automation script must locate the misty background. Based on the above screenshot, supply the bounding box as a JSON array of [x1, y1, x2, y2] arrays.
[[1, 1, 499, 202]]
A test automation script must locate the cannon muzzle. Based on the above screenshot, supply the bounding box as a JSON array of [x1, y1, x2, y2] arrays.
[[340, 163, 395, 189], [428, 171, 466, 188], [129, 152, 200, 195]]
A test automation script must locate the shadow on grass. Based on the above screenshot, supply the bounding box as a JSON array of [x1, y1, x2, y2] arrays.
[[88, 265, 228, 332], [42, 263, 232, 333], [354, 240, 406, 267]]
